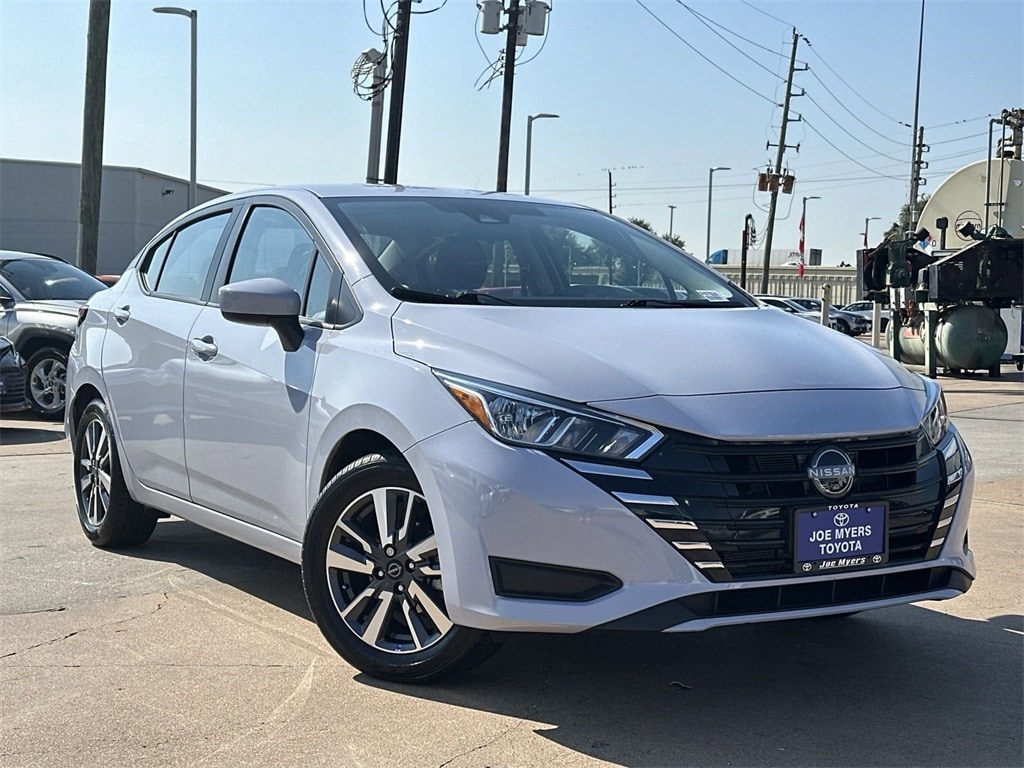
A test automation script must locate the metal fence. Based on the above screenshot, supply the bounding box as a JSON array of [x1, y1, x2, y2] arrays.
[[713, 265, 863, 307]]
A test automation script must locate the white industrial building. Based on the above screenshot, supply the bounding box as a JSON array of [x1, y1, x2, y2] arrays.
[[0, 158, 224, 274]]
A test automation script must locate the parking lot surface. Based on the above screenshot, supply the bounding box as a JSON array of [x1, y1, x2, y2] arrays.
[[1, 367, 1022, 767]]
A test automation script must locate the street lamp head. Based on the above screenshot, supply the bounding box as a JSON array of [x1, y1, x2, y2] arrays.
[[710, 166, 730, 172], [529, 113, 559, 121], [803, 195, 821, 202], [153, 6, 195, 16]]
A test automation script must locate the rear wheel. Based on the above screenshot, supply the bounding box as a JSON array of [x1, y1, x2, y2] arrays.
[[26, 347, 68, 419], [302, 452, 499, 682], [73, 399, 157, 547]]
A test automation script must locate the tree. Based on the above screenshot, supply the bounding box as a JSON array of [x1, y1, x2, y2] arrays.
[[628, 217, 686, 248], [883, 194, 931, 241]]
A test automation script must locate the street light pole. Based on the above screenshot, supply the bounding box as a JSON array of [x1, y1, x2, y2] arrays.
[[524, 113, 558, 195], [705, 166, 730, 262], [153, 6, 197, 209], [801, 195, 821, 262], [863, 215, 880, 248], [668, 204, 676, 237]]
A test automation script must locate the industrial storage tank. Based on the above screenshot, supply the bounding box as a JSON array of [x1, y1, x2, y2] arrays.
[[891, 304, 1008, 372]]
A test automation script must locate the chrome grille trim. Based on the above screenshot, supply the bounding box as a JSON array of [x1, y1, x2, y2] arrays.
[[935, 517, 952, 530], [694, 561, 726, 570], [648, 519, 698, 531], [613, 492, 678, 506], [929, 537, 946, 548], [673, 542, 713, 551], [564, 460, 652, 480]]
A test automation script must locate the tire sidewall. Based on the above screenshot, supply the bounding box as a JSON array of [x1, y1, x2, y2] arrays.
[[302, 454, 482, 682]]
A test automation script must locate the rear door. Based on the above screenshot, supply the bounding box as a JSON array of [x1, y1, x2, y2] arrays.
[[101, 210, 234, 497], [183, 200, 342, 538]]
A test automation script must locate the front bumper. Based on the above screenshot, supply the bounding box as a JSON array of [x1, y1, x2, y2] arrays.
[[404, 422, 975, 634]]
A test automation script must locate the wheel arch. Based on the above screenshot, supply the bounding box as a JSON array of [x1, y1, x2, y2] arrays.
[[319, 428, 405, 493], [14, 330, 73, 361]]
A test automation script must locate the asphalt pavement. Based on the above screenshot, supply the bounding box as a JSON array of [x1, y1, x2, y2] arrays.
[[1, 366, 1021, 768]]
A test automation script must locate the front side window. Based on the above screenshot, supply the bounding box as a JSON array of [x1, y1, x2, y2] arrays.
[[156, 213, 231, 300], [325, 197, 751, 308], [228, 206, 316, 299]]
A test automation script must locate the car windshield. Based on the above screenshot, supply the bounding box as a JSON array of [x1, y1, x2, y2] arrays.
[[326, 197, 752, 308], [0, 258, 106, 301]]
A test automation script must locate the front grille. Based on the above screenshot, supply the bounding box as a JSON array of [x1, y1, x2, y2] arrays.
[[574, 429, 950, 582], [0, 369, 26, 408]]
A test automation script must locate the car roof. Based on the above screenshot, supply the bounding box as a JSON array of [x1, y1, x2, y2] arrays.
[[0, 251, 69, 266], [188, 183, 589, 212]]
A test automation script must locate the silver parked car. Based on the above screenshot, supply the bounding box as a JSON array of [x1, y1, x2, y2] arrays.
[[0, 251, 108, 417], [842, 300, 891, 331], [67, 185, 975, 682], [787, 296, 871, 336]]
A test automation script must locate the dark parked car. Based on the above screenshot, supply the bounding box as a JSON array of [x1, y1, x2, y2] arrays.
[[0, 251, 107, 418], [0, 335, 29, 413]]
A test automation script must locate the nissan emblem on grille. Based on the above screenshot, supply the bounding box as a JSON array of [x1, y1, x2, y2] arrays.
[[807, 446, 856, 499]]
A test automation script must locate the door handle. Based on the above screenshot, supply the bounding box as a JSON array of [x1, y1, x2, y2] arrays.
[[189, 336, 218, 361], [112, 305, 131, 325]]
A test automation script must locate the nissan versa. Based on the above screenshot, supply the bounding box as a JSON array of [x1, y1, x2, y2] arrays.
[[67, 185, 974, 682]]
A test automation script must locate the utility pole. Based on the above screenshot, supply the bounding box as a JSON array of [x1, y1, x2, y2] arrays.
[[607, 170, 614, 214], [741, 214, 755, 290], [383, 0, 413, 185], [759, 28, 804, 294], [364, 49, 386, 184], [668, 204, 676, 237], [907, 0, 925, 229], [495, 0, 520, 192], [76, 0, 110, 275], [908, 126, 928, 231]]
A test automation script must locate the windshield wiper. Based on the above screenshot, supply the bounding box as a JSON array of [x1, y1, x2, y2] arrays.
[[619, 298, 724, 308], [390, 286, 516, 305]]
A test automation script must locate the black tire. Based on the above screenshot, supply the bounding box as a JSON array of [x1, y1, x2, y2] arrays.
[[26, 346, 69, 419], [73, 399, 157, 548], [835, 318, 851, 335], [302, 451, 499, 683]]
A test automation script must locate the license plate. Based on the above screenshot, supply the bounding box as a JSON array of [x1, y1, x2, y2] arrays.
[[794, 503, 888, 574]]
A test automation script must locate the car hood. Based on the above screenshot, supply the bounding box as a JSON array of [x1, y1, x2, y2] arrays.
[[392, 304, 926, 433], [14, 299, 83, 316]]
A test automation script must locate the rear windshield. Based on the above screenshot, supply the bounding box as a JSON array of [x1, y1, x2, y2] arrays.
[[0, 258, 106, 301], [325, 197, 751, 308]]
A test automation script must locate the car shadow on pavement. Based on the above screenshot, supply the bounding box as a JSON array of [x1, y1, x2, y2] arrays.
[[118, 518, 1023, 767], [359, 609, 1023, 767], [0, 424, 66, 446], [116, 517, 312, 620]]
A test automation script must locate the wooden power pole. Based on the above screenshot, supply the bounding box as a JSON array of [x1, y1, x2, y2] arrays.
[[76, 0, 110, 275]]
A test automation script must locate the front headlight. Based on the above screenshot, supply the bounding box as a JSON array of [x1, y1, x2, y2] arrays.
[[922, 379, 949, 447], [436, 372, 663, 461]]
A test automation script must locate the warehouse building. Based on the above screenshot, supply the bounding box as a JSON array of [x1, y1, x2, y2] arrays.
[[0, 158, 224, 275]]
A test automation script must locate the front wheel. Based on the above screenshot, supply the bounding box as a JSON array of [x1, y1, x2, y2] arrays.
[[835, 318, 851, 335], [26, 347, 68, 419], [73, 399, 157, 547], [302, 452, 499, 682]]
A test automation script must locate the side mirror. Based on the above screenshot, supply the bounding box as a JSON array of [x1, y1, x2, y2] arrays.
[[0, 295, 14, 310], [219, 277, 304, 352]]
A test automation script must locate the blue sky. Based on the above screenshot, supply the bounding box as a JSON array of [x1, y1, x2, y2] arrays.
[[1, 0, 1020, 264]]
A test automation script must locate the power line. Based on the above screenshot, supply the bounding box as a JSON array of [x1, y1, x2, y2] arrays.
[[633, 0, 778, 106], [802, 117, 904, 179], [739, 0, 793, 28], [675, 1, 784, 80], [804, 92, 905, 162], [806, 69, 908, 146], [678, 1, 789, 59], [803, 38, 911, 128]]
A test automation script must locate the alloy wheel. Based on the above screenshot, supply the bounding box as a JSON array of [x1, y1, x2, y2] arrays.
[[325, 487, 452, 654], [29, 357, 66, 411], [78, 417, 112, 530]]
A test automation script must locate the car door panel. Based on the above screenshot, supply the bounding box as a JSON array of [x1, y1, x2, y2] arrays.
[[183, 309, 317, 538]]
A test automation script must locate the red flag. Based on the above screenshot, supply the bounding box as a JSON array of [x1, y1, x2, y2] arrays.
[[798, 213, 805, 257], [798, 255, 805, 278]]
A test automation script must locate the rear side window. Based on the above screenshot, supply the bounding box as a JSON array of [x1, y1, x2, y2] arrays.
[[139, 237, 171, 292], [155, 213, 230, 300]]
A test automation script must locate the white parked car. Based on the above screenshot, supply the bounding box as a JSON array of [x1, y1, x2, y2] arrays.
[[67, 185, 975, 682], [842, 300, 891, 331]]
